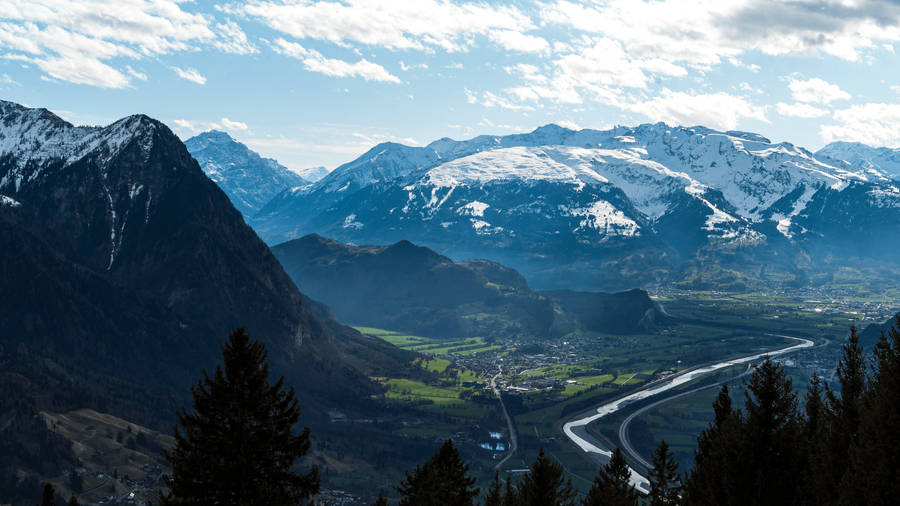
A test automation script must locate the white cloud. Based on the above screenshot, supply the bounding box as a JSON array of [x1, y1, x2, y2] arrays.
[[213, 21, 258, 55], [399, 61, 428, 71], [172, 66, 207, 85], [488, 29, 549, 54], [892, 85, 900, 95], [542, 0, 900, 66], [221, 118, 249, 130], [788, 77, 851, 104], [628, 89, 768, 131], [272, 38, 400, 83], [125, 66, 147, 81], [480, 90, 535, 111], [464, 87, 478, 104], [0, 0, 216, 87], [821, 103, 900, 147], [776, 102, 829, 118], [173, 117, 248, 133], [240, 0, 537, 53]]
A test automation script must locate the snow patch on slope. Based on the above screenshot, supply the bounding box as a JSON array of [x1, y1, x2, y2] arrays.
[[458, 201, 490, 217], [568, 201, 640, 237]]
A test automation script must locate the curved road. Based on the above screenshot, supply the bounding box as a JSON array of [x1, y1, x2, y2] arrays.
[[617, 363, 754, 469], [562, 334, 814, 494]]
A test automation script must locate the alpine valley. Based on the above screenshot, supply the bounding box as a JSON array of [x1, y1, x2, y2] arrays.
[[4, 98, 900, 505], [238, 124, 900, 291]]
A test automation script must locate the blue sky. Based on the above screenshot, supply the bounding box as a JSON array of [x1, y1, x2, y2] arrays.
[[3, 0, 900, 171]]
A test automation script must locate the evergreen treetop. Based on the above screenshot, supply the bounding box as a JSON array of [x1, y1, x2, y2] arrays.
[[161, 327, 319, 506]]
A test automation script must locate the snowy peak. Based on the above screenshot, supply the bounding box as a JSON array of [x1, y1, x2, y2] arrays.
[[816, 141, 900, 180], [315, 141, 442, 193], [295, 165, 329, 182], [184, 129, 308, 217]]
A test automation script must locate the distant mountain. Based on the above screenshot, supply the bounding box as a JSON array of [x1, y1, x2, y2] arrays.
[[816, 141, 900, 181], [184, 130, 308, 217], [296, 165, 330, 182], [0, 100, 416, 421], [252, 124, 900, 290], [271, 234, 665, 338]]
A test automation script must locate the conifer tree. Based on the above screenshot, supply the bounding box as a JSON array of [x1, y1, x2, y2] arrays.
[[648, 441, 680, 506], [396, 439, 478, 506], [741, 358, 803, 506], [516, 449, 576, 506], [372, 491, 389, 506], [811, 327, 867, 505], [804, 373, 824, 439], [682, 384, 741, 506], [66, 494, 79, 506], [501, 476, 518, 506], [484, 471, 503, 506], [583, 448, 638, 506], [161, 328, 319, 505], [800, 372, 826, 506], [844, 319, 900, 505], [40, 483, 55, 506]]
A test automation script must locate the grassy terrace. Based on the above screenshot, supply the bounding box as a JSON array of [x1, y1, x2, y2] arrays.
[[354, 326, 502, 356]]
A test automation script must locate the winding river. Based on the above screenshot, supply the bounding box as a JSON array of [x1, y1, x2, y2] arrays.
[[562, 335, 814, 494]]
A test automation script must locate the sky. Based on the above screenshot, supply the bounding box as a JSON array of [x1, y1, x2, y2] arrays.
[[3, 0, 900, 172]]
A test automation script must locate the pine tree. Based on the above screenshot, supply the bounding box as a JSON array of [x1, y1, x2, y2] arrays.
[[501, 476, 518, 506], [40, 483, 55, 506], [800, 373, 826, 506], [161, 328, 319, 505], [811, 327, 867, 506], [682, 384, 741, 506], [66, 494, 79, 506], [484, 471, 503, 506], [648, 441, 680, 506], [741, 358, 803, 506], [516, 449, 576, 506], [804, 373, 824, 439], [844, 319, 900, 505], [396, 439, 478, 506], [372, 491, 389, 506], [583, 448, 638, 506]]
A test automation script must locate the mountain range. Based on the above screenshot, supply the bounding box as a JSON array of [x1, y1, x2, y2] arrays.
[[233, 123, 900, 290], [272, 234, 665, 339], [0, 100, 423, 499]]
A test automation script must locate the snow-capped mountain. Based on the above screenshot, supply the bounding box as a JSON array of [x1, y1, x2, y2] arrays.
[[252, 123, 900, 290], [184, 130, 308, 217], [296, 165, 330, 182], [816, 141, 900, 181]]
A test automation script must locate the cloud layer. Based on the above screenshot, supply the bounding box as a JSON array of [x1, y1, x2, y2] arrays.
[[4, 0, 900, 148]]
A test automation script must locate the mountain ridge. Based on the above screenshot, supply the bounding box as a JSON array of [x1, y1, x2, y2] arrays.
[[271, 233, 666, 338], [184, 129, 308, 217], [250, 122, 900, 290]]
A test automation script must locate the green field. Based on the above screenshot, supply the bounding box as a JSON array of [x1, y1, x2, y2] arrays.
[[355, 327, 500, 356]]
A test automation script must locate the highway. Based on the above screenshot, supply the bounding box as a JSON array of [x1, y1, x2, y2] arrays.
[[561, 335, 814, 494]]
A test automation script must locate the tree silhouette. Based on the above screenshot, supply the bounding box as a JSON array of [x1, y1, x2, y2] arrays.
[[161, 328, 319, 505], [583, 447, 638, 506], [516, 449, 576, 506], [396, 439, 478, 506]]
